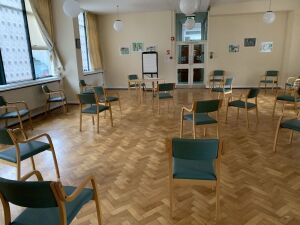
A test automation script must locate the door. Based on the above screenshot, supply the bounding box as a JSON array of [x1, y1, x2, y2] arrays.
[[176, 42, 206, 87]]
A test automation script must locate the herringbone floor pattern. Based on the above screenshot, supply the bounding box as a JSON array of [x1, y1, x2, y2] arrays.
[[0, 89, 299, 225]]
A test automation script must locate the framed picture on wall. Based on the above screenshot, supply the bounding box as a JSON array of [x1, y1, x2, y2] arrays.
[[120, 46, 130, 55], [244, 38, 256, 47], [260, 42, 273, 53], [132, 42, 144, 52], [229, 44, 240, 53]]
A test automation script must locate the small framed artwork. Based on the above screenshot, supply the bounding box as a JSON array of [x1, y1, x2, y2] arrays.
[[244, 38, 256, 47], [120, 46, 130, 55], [132, 42, 144, 52], [260, 42, 273, 53], [229, 44, 239, 53]]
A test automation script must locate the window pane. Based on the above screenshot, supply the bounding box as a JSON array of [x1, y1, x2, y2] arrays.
[[32, 50, 50, 78], [0, 0, 33, 83], [193, 68, 204, 84], [78, 12, 90, 72], [182, 23, 201, 41], [177, 69, 189, 84]]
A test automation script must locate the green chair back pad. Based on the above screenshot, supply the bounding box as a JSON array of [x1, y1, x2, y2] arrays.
[[266, 70, 279, 77], [158, 83, 175, 92], [195, 99, 221, 113], [79, 80, 87, 86], [213, 70, 224, 76], [0, 129, 14, 145], [224, 78, 233, 86], [172, 138, 219, 160], [0, 96, 7, 106], [42, 85, 51, 93], [93, 86, 105, 98], [0, 177, 57, 208], [247, 88, 260, 99], [78, 93, 96, 104], [128, 74, 138, 80]]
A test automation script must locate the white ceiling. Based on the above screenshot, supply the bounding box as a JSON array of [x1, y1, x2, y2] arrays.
[[78, 0, 263, 14]]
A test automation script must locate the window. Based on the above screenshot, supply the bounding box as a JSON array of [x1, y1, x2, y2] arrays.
[[78, 12, 90, 72], [0, 0, 52, 85], [182, 23, 202, 41]]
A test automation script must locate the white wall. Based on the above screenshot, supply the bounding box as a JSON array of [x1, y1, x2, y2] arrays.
[[98, 11, 176, 88]]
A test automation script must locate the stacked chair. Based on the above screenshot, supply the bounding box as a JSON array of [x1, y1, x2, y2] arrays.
[[209, 70, 225, 90], [259, 70, 279, 93]]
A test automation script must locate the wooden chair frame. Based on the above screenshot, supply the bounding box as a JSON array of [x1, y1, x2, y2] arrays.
[[208, 71, 225, 90], [225, 90, 259, 128], [156, 83, 175, 114], [167, 139, 223, 220], [273, 112, 300, 152], [272, 83, 300, 117], [180, 100, 222, 139], [0, 101, 33, 130], [100, 87, 122, 114], [42, 86, 68, 115], [79, 96, 113, 134], [0, 171, 102, 225], [0, 128, 60, 180], [258, 71, 279, 93]]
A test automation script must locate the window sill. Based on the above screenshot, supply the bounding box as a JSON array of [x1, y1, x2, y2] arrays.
[[0, 77, 61, 92], [83, 70, 103, 76]]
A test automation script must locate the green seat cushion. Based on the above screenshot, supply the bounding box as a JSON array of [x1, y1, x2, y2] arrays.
[[0, 109, 29, 119], [100, 96, 119, 103], [82, 105, 109, 114], [281, 119, 300, 132], [82, 90, 94, 94], [48, 97, 66, 102], [12, 186, 93, 225], [173, 158, 216, 180], [0, 141, 50, 163], [260, 80, 277, 83], [159, 93, 173, 99], [277, 95, 300, 102], [183, 113, 217, 125], [211, 88, 231, 93], [228, 100, 256, 109]]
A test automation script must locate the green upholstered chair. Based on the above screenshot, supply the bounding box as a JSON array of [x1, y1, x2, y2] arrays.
[[167, 138, 222, 219], [259, 70, 279, 93], [78, 93, 113, 134], [211, 78, 233, 100], [42, 85, 68, 115], [0, 128, 60, 180], [209, 70, 225, 89], [273, 83, 300, 117], [226, 88, 259, 128], [128, 74, 145, 90], [273, 112, 300, 152], [79, 80, 94, 94], [180, 99, 222, 139], [94, 86, 121, 114], [0, 96, 33, 130], [155, 83, 175, 114], [0, 171, 102, 225]]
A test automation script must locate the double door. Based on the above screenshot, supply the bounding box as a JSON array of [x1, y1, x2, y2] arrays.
[[176, 42, 206, 86]]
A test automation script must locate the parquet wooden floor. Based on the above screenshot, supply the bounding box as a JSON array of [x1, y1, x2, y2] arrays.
[[0, 89, 299, 225]]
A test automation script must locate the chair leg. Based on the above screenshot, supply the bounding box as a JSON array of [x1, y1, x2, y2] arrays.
[[256, 107, 259, 124], [272, 100, 277, 117], [118, 100, 122, 115], [17, 162, 21, 180], [50, 149, 61, 180], [79, 113, 82, 132], [92, 116, 95, 125], [289, 130, 294, 144], [30, 157, 36, 171], [92, 180, 103, 225], [158, 99, 160, 114], [109, 107, 113, 127], [97, 113, 100, 134], [18, 116, 24, 130], [225, 105, 229, 123], [193, 123, 196, 139], [28, 112, 34, 130], [273, 118, 282, 152], [180, 116, 183, 138], [246, 109, 249, 128], [282, 104, 285, 115]]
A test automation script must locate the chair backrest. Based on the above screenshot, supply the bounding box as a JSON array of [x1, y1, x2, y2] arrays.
[[41, 85, 51, 94], [266, 70, 279, 77], [172, 138, 219, 160], [286, 77, 296, 85], [0, 96, 7, 106], [158, 83, 175, 92], [93, 86, 105, 99], [247, 88, 260, 99], [194, 99, 221, 113], [128, 74, 138, 80], [0, 177, 58, 208], [78, 93, 96, 105], [213, 70, 224, 77], [224, 78, 233, 87], [80, 80, 87, 87], [0, 128, 14, 145]]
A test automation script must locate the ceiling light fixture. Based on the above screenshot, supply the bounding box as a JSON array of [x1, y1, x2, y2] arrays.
[[63, 0, 81, 18], [263, 0, 276, 24], [113, 4, 123, 32], [179, 0, 198, 15]]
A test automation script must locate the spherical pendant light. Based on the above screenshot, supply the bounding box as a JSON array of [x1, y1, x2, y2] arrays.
[[184, 17, 195, 30], [63, 0, 81, 18], [263, 11, 276, 24], [179, 0, 198, 15], [113, 20, 123, 32]]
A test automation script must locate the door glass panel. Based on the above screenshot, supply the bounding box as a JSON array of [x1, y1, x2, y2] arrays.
[[177, 45, 189, 64], [193, 44, 204, 64], [193, 68, 204, 84], [178, 69, 189, 84]]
